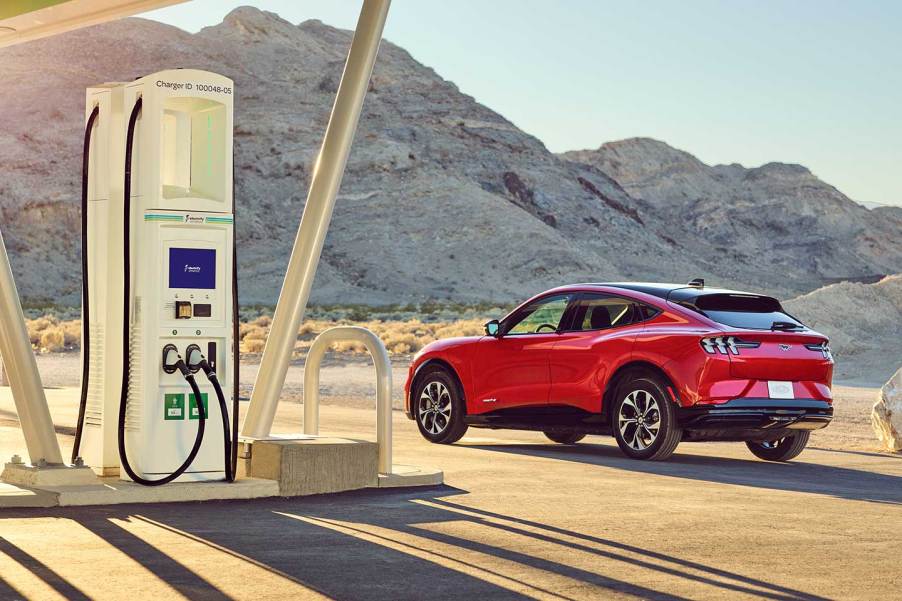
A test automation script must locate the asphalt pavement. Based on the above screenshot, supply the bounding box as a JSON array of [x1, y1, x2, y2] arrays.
[[1, 391, 900, 600]]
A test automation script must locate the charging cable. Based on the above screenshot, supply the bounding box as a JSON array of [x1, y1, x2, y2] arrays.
[[116, 344, 207, 486], [72, 104, 100, 465], [186, 345, 236, 482]]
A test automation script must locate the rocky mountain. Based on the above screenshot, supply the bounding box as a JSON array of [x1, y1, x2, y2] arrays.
[[0, 7, 898, 308], [784, 275, 901, 384], [562, 138, 902, 289]]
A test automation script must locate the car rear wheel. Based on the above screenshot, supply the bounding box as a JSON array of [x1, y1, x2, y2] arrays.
[[746, 432, 809, 461], [414, 367, 468, 444], [613, 375, 682, 460], [544, 431, 586, 445]]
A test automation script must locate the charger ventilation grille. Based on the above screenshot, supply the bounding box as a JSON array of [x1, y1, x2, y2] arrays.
[[124, 297, 143, 430], [85, 323, 105, 427]]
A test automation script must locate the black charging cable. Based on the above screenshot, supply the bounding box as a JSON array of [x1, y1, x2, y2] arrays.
[[186, 345, 235, 482], [72, 104, 100, 465], [116, 97, 208, 486], [116, 343, 208, 486]]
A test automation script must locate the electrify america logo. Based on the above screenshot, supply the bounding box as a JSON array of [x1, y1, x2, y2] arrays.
[[184, 264, 202, 274]]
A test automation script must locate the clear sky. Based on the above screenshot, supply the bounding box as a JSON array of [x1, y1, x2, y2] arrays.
[[145, 0, 901, 207]]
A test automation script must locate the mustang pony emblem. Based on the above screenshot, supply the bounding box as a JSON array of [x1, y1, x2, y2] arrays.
[[779, 344, 792, 351]]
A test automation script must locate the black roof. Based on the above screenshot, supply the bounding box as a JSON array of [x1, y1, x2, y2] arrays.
[[596, 282, 772, 304]]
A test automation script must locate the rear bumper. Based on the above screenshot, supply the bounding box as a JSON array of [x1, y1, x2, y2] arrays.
[[678, 398, 833, 438]]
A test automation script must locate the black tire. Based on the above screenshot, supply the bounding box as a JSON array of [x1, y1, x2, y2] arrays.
[[612, 374, 682, 460], [544, 431, 586, 445], [746, 431, 810, 461], [413, 367, 468, 444]]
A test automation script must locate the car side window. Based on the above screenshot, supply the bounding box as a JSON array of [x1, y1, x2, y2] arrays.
[[505, 295, 571, 335], [567, 294, 639, 331]]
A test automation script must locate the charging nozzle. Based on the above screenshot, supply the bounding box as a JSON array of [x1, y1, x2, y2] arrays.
[[185, 343, 218, 377], [185, 344, 205, 374], [162, 343, 190, 376]]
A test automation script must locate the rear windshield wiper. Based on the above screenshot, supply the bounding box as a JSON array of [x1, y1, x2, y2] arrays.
[[771, 321, 803, 331]]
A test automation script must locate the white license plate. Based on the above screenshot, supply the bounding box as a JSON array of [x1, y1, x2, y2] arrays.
[[767, 381, 794, 399]]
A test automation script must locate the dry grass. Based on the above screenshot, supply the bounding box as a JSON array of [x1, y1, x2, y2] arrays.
[[26, 316, 77, 353], [23, 313, 489, 357]]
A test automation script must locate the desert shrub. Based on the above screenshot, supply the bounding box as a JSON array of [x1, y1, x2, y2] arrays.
[[27, 317, 57, 345], [253, 315, 272, 327], [243, 326, 268, 341], [434, 319, 484, 339], [242, 337, 266, 353], [299, 320, 335, 336], [382, 332, 419, 354], [347, 307, 371, 321], [332, 340, 366, 353], [39, 328, 65, 352], [62, 320, 82, 346], [387, 341, 412, 354]]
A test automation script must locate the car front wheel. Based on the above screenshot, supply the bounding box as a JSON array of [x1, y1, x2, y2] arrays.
[[613, 375, 682, 460], [746, 432, 809, 461], [414, 367, 468, 444]]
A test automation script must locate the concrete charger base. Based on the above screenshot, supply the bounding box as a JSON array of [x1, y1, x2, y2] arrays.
[[0, 436, 441, 508], [240, 435, 443, 497]]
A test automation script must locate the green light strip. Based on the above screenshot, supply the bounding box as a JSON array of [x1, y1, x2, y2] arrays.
[[144, 215, 184, 222]]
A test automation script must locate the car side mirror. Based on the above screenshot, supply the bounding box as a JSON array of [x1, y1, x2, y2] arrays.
[[484, 319, 501, 337]]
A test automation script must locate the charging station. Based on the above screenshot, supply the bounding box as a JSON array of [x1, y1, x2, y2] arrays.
[[0, 1, 441, 507], [76, 69, 238, 484]]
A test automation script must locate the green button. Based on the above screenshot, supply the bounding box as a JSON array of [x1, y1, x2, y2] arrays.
[[188, 393, 209, 420], [164, 394, 185, 420]]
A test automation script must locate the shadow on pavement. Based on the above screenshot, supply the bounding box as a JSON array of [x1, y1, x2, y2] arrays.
[[0, 485, 830, 601], [464, 440, 902, 505], [0, 537, 91, 600]]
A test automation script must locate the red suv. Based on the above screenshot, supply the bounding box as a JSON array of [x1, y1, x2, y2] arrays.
[[405, 281, 834, 461]]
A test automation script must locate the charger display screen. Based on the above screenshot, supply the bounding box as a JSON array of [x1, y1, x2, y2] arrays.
[[169, 248, 216, 289]]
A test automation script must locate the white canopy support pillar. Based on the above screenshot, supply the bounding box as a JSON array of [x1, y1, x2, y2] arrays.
[[303, 327, 392, 474], [0, 228, 64, 466], [242, 0, 391, 439]]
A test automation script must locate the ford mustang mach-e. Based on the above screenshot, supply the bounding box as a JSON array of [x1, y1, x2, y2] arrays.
[[405, 281, 834, 461]]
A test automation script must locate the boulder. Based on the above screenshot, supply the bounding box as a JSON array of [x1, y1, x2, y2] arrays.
[[872, 367, 902, 452]]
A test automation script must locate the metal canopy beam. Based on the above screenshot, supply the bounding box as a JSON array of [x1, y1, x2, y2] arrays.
[[242, 0, 391, 438]]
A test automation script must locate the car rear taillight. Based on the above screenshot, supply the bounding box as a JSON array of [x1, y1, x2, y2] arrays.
[[804, 342, 833, 360], [700, 336, 761, 355]]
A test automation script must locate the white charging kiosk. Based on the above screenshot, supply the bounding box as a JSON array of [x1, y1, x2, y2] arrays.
[[79, 70, 236, 483]]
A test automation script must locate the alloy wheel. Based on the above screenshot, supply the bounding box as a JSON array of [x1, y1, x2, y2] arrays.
[[618, 389, 661, 451], [419, 380, 452, 435]]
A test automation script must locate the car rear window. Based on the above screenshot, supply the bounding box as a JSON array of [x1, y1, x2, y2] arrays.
[[681, 293, 805, 330]]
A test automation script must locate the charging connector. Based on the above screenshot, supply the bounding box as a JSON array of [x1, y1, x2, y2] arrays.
[[185, 344, 236, 482], [184, 344, 204, 373], [162, 343, 188, 375]]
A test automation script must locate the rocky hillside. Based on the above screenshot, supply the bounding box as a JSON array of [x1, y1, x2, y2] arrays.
[[0, 7, 898, 307], [785, 275, 901, 384], [562, 138, 902, 290]]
